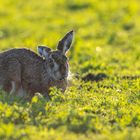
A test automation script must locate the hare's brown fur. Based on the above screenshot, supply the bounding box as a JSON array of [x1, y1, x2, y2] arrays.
[[0, 48, 67, 98], [0, 30, 73, 99]]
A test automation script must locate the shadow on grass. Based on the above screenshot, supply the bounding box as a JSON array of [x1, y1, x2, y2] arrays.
[[118, 75, 140, 80], [82, 73, 108, 82], [82, 73, 140, 82]]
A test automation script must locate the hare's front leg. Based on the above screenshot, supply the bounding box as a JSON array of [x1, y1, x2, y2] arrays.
[[9, 81, 16, 95], [10, 81, 24, 96]]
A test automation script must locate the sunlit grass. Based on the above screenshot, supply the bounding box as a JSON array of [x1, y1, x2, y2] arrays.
[[0, 0, 140, 139]]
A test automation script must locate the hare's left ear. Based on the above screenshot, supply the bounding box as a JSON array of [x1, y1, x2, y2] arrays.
[[38, 46, 51, 59], [57, 30, 74, 54]]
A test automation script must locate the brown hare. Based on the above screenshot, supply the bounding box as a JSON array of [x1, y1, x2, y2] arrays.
[[0, 30, 74, 99]]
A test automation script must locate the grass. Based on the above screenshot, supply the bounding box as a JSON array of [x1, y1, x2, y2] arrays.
[[0, 0, 140, 139]]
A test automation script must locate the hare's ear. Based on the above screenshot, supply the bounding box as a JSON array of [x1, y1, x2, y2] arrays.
[[57, 30, 74, 54], [38, 46, 51, 58]]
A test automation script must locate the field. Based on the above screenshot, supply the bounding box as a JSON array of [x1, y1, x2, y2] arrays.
[[0, 0, 140, 139]]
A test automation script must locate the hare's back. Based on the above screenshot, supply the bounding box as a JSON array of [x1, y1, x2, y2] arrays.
[[0, 48, 44, 88], [0, 48, 43, 63]]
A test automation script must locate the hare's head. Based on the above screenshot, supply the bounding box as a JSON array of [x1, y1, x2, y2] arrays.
[[38, 30, 74, 81]]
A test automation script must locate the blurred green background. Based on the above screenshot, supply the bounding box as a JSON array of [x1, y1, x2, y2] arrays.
[[0, 0, 140, 76], [0, 0, 140, 140]]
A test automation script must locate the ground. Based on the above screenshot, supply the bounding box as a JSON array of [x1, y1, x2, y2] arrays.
[[0, 0, 140, 140]]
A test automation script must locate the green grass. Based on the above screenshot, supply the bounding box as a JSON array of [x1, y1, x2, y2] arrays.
[[0, 0, 140, 139]]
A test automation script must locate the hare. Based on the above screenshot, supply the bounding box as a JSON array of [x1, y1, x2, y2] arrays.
[[0, 30, 74, 99]]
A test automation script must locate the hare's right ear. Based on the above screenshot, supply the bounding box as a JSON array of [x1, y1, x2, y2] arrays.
[[57, 30, 74, 54], [38, 46, 51, 59]]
